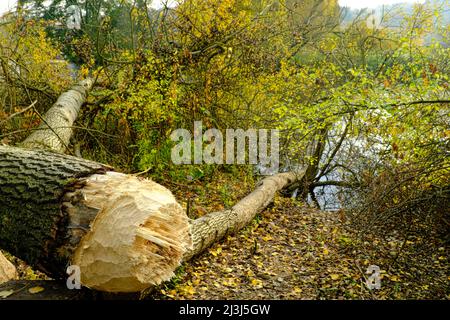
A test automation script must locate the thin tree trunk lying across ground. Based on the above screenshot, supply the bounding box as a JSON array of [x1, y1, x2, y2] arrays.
[[185, 171, 304, 260], [21, 79, 93, 152], [0, 79, 308, 293]]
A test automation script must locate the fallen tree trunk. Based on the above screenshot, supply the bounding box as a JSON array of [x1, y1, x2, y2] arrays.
[[0, 78, 308, 293], [21, 79, 93, 152], [0, 146, 109, 275], [185, 171, 304, 260]]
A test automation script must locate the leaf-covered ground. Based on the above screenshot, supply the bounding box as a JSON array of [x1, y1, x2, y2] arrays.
[[4, 171, 449, 300], [149, 196, 449, 300]]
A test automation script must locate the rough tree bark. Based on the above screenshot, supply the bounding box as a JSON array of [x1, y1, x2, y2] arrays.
[[0, 79, 308, 293], [0, 146, 108, 275]]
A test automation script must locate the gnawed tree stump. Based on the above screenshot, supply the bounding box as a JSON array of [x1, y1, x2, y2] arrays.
[[0, 144, 305, 292]]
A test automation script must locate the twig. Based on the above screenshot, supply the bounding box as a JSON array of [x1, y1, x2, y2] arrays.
[[0, 100, 37, 126]]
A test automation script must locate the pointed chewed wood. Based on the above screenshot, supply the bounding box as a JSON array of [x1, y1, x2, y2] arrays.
[[69, 172, 192, 292]]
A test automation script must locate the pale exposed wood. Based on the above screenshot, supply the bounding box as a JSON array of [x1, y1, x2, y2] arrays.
[[21, 79, 93, 152], [0, 251, 17, 284]]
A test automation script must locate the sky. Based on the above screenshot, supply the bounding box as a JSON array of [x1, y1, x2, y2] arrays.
[[339, 0, 425, 9], [0, 0, 428, 16]]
